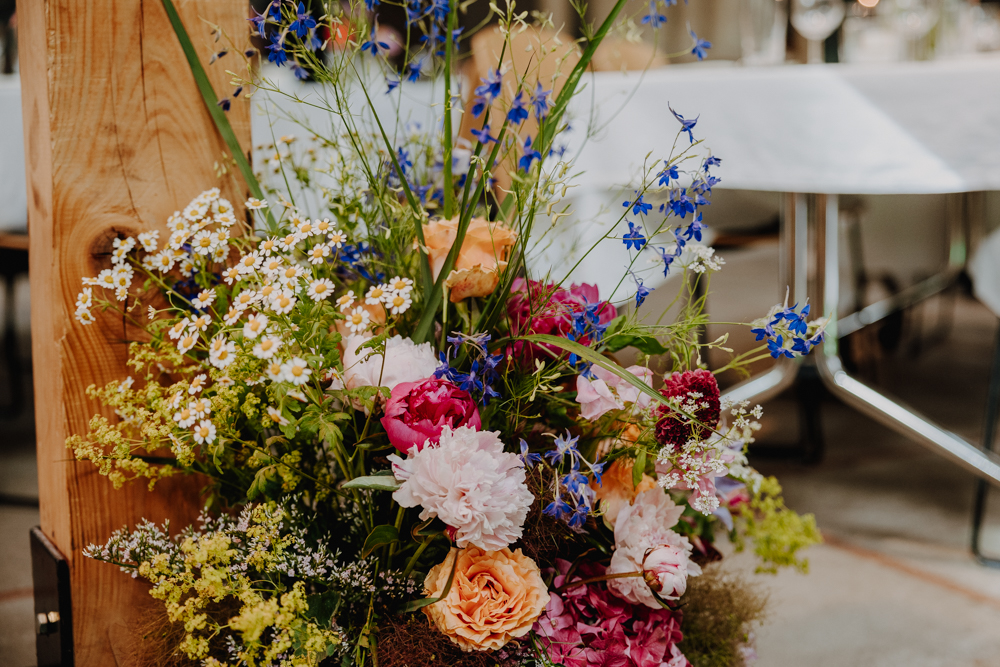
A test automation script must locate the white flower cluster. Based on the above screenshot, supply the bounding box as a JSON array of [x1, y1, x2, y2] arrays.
[[336, 275, 415, 334]]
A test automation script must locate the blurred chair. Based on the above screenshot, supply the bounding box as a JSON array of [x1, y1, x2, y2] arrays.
[[968, 228, 1000, 567]]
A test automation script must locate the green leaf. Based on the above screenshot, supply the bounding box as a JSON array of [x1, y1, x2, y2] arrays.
[[306, 590, 342, 627], [362, 525, 400, 557], [247, 465, 280, 500], [604, 334, 669, 356], [341, 475, 402, 492], [633, 449, 647, 490], [518, 334, 670, 407]]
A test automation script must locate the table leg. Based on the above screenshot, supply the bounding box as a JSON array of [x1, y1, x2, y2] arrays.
[[814, 194, 1000, 486]]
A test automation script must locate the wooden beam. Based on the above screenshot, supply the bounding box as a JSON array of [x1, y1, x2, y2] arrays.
[[18, 0, 250, 663]]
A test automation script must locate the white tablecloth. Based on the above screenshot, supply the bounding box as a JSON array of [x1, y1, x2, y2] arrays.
[[0, 75, 26, 232]]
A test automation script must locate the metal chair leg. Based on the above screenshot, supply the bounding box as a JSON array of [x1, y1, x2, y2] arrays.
[[971, 323, 1000, 568]]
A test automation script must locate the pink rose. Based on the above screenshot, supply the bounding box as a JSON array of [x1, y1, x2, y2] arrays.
[[575, 364, 655, 421], [380, 377, 481, 453], [641, 544, 689, 599]]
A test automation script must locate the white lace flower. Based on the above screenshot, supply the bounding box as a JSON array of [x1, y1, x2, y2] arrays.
[[389, 426, 533, 551], [192, 420, 217, 445], [243, 313, 269, 339], [252, 335, 281, 359], [282, 356, 312, 386], [307, 279, 334, 301], [606, 488, 700, 608]]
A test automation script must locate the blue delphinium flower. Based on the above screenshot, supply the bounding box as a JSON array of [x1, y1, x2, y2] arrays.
[[656, 245, 678, 276], [684, 213, 706, 241], [630, 270, 653, 308], [267, 0, 282, 20], [289, 2, 317, 39], [658, 161, 680, 186], [507, 91, 529, 124], [290, 63, 309, 80], [470, 123, 498, 144], [434, 332, 502, 405], [668, 188, 696, 219], [531, 82, 552, 119], [541, 431, 605, 532], [752, 296, 828, 359], [248, 8, 267, 37], [519, 136, 542, 172], [385, 74, 401, 94], [704, 155, 722, 169], [624, 191, 652, 216], [669, 104, 698, 143], [361, 27, 390, 56], [690, 30, 712, 61], [217, 98, 231, 112], [366, 0, 380, 9], [472, 69, 503, 117], [642, 0, 667, 28], [266, 32, 288, 66], [406, 57, 426, 82], [623, 221, 646, 250]]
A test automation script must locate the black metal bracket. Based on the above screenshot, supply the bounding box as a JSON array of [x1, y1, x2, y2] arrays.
[[30, 526, 74, 667]]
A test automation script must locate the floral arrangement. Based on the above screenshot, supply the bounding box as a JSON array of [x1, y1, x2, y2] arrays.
[[70, 1, 825, 666]]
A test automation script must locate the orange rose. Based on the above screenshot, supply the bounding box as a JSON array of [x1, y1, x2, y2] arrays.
[[423, 546, 549, 652], [422, 217, 517, 302]]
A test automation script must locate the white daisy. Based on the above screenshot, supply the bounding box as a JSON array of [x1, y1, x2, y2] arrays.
[[246, 197, 268, 210], [192, 420, 217, 445], [222, 266, 242, 285], [96, 269, 115, 290], [223, 307, 242, 326], [167, 318, 190, 340], [233, 290, 257, 310], [214, 211, 237, 227], [262, 256, 285, 277], [166, 213, 187, 234], [237, 251, 262, 275], [282, 356, 312, 386], [265, 360, 285, 382], [243, 313, 269, 339], [213, 197, 233, 215], [208, 336, 236, 369], [314, 218, 334, 234], [278, 233, 300, 253], [177, 332, 199, 354], [189, 374, 207, 394], [191, 230, 215, 255], [388, 276, 414, 293], [336, 291, 356, 312], [74, 307, 95, 325], [137, 231, 159, 253], [327, 230, 346, 248], [279, 264, 304, 287], [114, 287, 129, 302], [76, 288, 93, 310], [258, 237, 279, 255], [189, 398, 211, 419], [307, 279, 334, 301], [306, 243, 331, 265], [365, 284, 389, 305], [294, 218, 315, 237], [387, 292, 412, 315], [252, 335, 281, 359], [266, 405, 289, 425], [258, 283, 278, 302], [189, 315, 211, 331], [211, 245, 230, 264], [173, 406, 196, 428], [346, 306, 370, 334], [269, 290, 296, 315], [192, 289, 216, 309]]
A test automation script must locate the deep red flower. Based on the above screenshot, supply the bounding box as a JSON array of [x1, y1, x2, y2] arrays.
[[655, 369, 721, 450]]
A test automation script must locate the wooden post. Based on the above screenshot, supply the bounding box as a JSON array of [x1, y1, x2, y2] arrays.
[[18, 0, 250, 663]]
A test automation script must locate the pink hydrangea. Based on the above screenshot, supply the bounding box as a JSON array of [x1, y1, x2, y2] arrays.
[[533, 559, 689, 667], [506, 278, 617, 361]]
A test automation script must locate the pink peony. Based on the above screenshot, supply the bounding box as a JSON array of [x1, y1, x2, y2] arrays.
[[506, 278, 617, 361], [533, 559, 688, 667], [642, 544, 688, 598], [576, 364, 655, 421], [381, 377, 481, 453]]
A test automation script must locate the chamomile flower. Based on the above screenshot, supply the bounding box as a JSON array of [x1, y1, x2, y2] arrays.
[[214, 211, 237, 227], [166, 213, 188, 234], [192, 420, 217, 445], [237, 251, 262, 275], [243, 313, 269, 339], [137, 231, 159, 252], [167, 318, 190, 340], [265, 360, 285, 382], [346, 306, 370, 333], [189, 374, 207, 394], [365, 284, 389, 305], [279, 264, 304, 287], [183, 201, 209, 222], [76, 288, 93, 310], [190, 314, 211, 331], [327, 230, 346, 248], [191, 230, 215, 255], [189, 398, 211, 419], [115, 287, 129, 302], [387, 291, 412, 315], [259, 237, 279, 255], [278, 233, 300, 253], [307, 279, 334, 301], [233, 290, 257, 310], [208, 336, 236, 368], [294, 218, 315, 237], [150, 250, 177, 273], [282, 356, 312, 386], [111, 237, 135, 264], [314, 218, 334, 234], [388, 276, 414, 293], [212, 197, 233, 214], [178, 257, 196, 278], [222, 266, 242, 285], [113, 265, 134, 290], [223, 307, 242, 326], [252, 335, 281, 359], [192, 289, 216, 309], [262, 256, 285, 277], [258, 282, 278, 302], [74, 307, 95, 325], [81, 276, 100, 287], [174, 406, 196, 428], [211, 245, 230, 264], [96, 269, 115, 290], [306, 243, 331, 265], [336, 291, 355, 312], [266, 405, 289, 425], [177, 332, 199, 354], [269, 290, 296, 315], [246, 197, 268, 209]]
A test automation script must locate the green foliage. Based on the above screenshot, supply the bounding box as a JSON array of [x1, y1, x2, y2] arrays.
[[731, 476, 823, 574]]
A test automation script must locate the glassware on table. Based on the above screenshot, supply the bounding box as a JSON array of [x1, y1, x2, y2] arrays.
[[740, 0, 789, 65], [841, 1, 903, 63], [889, 0, 940, 59], [791, 0, 847, 63]]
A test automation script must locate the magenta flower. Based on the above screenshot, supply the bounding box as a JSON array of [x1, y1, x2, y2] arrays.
[[380, 377, 481, 453], [506, 278, 617, 361]]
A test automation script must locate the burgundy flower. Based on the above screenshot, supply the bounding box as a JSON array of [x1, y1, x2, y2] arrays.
[[506, 278, 617, 361], [655, 369, 720, 450], [380, 377, 481, 453]]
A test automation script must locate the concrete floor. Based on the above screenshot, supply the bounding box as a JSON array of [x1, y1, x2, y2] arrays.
[[1, 247, 1000, 665]]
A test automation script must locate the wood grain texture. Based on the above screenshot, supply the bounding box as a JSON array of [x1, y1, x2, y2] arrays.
[[18, 0, 250, 663]]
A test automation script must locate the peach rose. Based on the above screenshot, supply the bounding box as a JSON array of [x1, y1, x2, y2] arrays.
[[422, 217, 517, 302], [423, 546, 549, 652]]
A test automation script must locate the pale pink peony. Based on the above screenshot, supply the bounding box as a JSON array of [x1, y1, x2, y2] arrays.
[[388, 426, 533, 550], [338, 334, 438, 392], [641, 544, 689, 599], [607, 489, 700, 608], [576, 364, 655, 421]]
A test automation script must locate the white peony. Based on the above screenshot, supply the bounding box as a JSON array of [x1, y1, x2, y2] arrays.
[[388, 426, 533, 551], [338, 334, 439, 392], [606, 488, 701, 608]]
